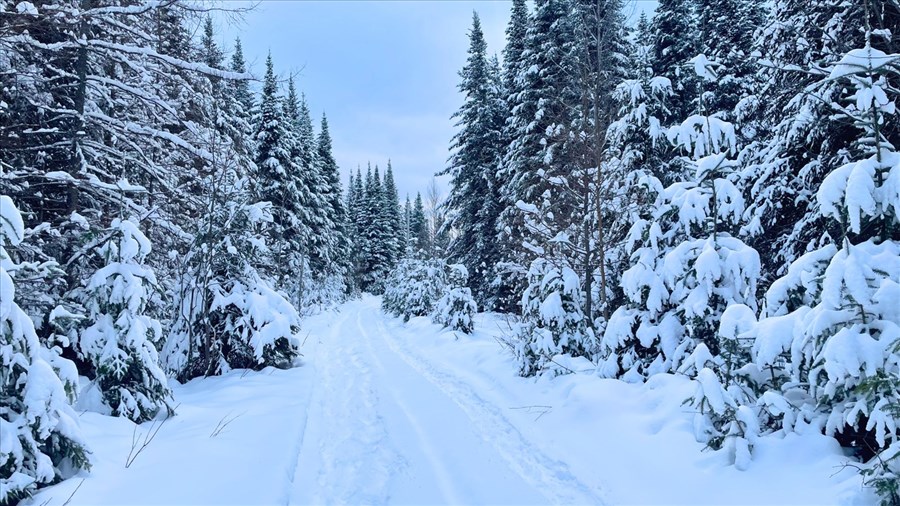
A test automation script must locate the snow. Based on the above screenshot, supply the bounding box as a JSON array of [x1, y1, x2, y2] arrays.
[[690, 54, 719, 81], [15, 1, 38, 15], [26, 297, 874, 506], [829, 45, 899, 79], [0, 195, 25, 246]]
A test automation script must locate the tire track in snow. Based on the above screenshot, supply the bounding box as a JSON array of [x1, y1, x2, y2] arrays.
[[364, 302, 606, 506], [280, 364, 314, 506], [355, 311, 466, 505], [308, 303, 400, 505]]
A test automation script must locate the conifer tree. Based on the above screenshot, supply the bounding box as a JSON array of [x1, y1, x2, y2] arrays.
[[361, 165, 390, 292], [651, 0, 697, 123], [600, 57, 760, 380], [403, 195, 413, 255], [497, 0, 577, 311], [318, 113, 349, 282], [230, 38, 255, 115], [740, 0, 877, 283], [296, 93, 332, 279], [1, 194, 89, 504], [493, 0, 530, 311], [382, 161, 403, 268], [411, 193, 430, 257], [253, 54, 302, 288], [745, 25, 900, 502], [445, 13, 507, 308], [75, 219, 174, 423]]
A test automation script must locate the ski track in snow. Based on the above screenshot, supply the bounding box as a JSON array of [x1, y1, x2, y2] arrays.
[[359, 299, 606, 506]]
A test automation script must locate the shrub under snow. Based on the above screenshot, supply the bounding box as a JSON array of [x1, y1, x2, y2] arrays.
[[164, 200, 302, 380]]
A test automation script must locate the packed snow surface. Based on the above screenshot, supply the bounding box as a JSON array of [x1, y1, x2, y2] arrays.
[[26, 296, 873, 505]]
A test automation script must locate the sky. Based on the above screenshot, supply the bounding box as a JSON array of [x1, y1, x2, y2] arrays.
[[215, 1, 657, 201]]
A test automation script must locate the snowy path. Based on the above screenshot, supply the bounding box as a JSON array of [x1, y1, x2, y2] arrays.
[[287, 297, 602, 505], [27, 296, 870, 506]]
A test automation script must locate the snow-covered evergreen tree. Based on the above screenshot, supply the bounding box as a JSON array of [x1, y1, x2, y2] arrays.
[[75, 219, 174, 422], [165, 195, 302, 379], [253, 54, 303, 290], [650, 0, 696, 123], [433, 264, 478, 334], [600, 56, 760, 381], [513, 255, 594, 377], [382, 161, 404, 270], [318, 113, 349, 285], [444, 12, 506, 308], [1, 194, 89, 504], [382, 258, 447, 322], [747, 38, 900, 503], [410, 193, 430, 257]]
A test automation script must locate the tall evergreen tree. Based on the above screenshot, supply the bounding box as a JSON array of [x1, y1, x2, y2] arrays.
[[444, 12, 507, 308], [382, 161, 403, 268], [411, 192, 430, 258], [650, 0, 697, 123], [318, 113, 349, 281], [493, 0, 531, 311], [253, 54, 301, 288]]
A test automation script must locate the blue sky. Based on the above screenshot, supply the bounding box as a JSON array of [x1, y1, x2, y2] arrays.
[[216, 1, 656, 200]]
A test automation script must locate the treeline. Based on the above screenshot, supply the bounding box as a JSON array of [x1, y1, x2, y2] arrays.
[[0, 1, 368, 503], [442, 0, 899, 500], [344, 163, 447, 294]]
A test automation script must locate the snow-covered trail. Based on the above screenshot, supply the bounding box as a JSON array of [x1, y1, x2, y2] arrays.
[[287, 296, 602, 505], [26, 295, 870, 506]]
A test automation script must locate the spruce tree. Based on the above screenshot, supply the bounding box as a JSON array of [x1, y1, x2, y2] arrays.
[[650, 0, 697, 123], [1, 194, 89, 504], [740, 0, 879, 284], [361, 165, 390, 292], [444, 13, 507, 308], [746, 25, 900, 502], [253, 54, 301, 289], [382, 161, 403, 268], [411, 192, 430, 257], [296, 93, 331, 279], [75, 219, 174, 423], [318, 113, 349, 282]]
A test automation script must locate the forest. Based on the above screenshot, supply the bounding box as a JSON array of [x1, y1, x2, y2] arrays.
[[1, 0, 899, 504]]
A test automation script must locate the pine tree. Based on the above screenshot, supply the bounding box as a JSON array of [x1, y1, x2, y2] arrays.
[[650, 0, 697, 123], [747, 25, 900, 502], [0, 0, 254, 338], [497, 0, 577, 311], [494, 0, 531, 310], [361, 164, 391, 292], [296, 93, 331, 279], [600, 56, 760, 381], [411, 192, 430, 257], [402, 195, 413, 255], [350, 168, 368, 289], [740, 0, 878, 285], [694, 0, 765, 118]]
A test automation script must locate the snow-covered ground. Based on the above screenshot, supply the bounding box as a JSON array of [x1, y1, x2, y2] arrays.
[[26, 296, 874, 505]]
